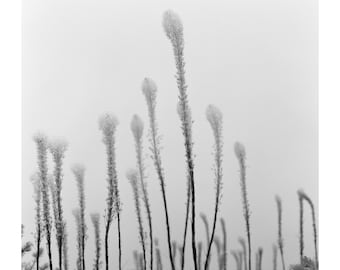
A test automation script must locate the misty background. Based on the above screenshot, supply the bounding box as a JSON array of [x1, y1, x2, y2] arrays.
[[22, 0, 318, 269]]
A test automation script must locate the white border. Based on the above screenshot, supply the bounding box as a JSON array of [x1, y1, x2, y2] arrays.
[[0, 0, 338, 267]]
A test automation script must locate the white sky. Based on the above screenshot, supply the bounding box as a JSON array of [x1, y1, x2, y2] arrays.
[[22, 0, 318, 269]]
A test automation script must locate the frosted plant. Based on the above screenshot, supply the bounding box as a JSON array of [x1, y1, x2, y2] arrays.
[[234, 142, 251, 270], [200, 212, 210, 268], [131, 114, 154, 270], [73, 209, 82, 270], [298, 190, 318, 270], [98, 113, 121, 270], [33, 133, 53, 270], [31, 173, 42, 270], [255, 248, 263, 270], [142, 78, 175, 270], [275, 195, 286, 270], [72, 164, 87, 270], [127, 169, 146, 270], [90, 213, 102, 270], [238, 237, 247, 270], [204, 105, 224, 270], [49, 139, 67, 270], [163, 9, 197, 269], [220, 218, 227, 270], [213, 237, 221, 270], [272, 244, 278, 270], [63, 222, 69, 270], [155, 238, 163, 270]]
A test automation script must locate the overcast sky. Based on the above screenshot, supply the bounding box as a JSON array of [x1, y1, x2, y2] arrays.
[[22, 0, 317, 269]]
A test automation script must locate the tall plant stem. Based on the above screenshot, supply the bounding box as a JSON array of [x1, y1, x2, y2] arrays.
[[142, 78, 175, 270]]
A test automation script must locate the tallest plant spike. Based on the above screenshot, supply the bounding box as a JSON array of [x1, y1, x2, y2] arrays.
[[163, 10, 198, 270]]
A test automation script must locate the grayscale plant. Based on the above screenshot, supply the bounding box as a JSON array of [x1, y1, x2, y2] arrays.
[[275, 195, 285, 270], [204, 105, 223, 270], [127, 169, 146, 270], [298, 190, 318, 270], [49, 139, 67, 270], [72, 164, 87, 270], [163, 9, 197, 270], [31, 173, 42, 270], [131, 114, 153, 270], [142, 78, 174, 270], [33, 133, 53, 270], [235, 142, 251, 270], [98, 113, 121, 270], [90, 213, 102, 270]]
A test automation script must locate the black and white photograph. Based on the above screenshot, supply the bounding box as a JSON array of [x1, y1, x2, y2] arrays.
[[15, 0, 322, 269]]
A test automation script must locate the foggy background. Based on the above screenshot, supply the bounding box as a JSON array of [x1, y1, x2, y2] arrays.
[[22, 0, 318, 269]]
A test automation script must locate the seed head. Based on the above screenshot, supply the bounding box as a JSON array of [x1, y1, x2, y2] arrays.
[[163, 10, 184, 44], [234, 142, 246, 161], [131, 114, 144, 142], [98, 113, 119, 138]]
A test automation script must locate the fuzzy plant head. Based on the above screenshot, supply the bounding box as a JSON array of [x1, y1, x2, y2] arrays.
[[98, 113, 119, 142], [163, 10, 184, 47], [72, 164, 86, 182], [126, 169, 139, 190], [206, 104, 223, 138], [234, 142, 246, 162], [33, 132, 48, 148], [49, 139, 68, 160], [131, 114, 144, 142], [142, 78, 158, 112]]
